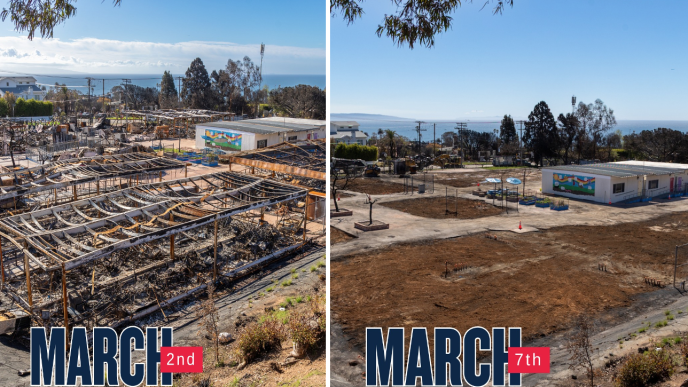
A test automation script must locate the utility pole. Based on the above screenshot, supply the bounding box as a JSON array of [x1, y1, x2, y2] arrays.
[[517, 120, 524, 162], [122, 79, 131, 129], [433, 123, 436, 158], [414, 121, 426, 156], [177, 76, 183, 106], [456, 122, 467, 160], [258, 43, 265, 117], [102, 79, 105, 114], [572, 95, 576, 115]]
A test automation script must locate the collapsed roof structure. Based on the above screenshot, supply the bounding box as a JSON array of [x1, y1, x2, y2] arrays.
[[0, 153, 186, 212], [0, 171, 309, 331], [223, 140, 326, 193]]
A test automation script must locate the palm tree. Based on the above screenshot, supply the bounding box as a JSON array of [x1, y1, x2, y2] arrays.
[[377, 128, 383, 146], [384, 129, 397, 158]]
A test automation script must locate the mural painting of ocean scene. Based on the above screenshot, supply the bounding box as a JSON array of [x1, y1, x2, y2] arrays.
[[553, 174, 596, 196], [203, 129, 243, 151]]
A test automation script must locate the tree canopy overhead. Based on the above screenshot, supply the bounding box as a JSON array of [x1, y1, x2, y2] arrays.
[[331, 0, 513, 48], [1, 0, 121, 39]]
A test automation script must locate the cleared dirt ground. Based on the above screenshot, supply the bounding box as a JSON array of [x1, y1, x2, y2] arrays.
[[331, 212, 688, 350], [379, 196, 504, 219], [335, 177, 406, 195], [434, 168, 541, 188], [331, 226, 355, 245]]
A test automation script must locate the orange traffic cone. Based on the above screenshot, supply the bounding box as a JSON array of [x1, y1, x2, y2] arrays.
[[519, 221, 522, 230], [337, 195, 340, 201]]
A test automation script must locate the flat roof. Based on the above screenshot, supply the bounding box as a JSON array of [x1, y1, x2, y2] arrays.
[[254, 117, 325, 127], [544, 162, 688, 178], [199, 119, 319, 135]]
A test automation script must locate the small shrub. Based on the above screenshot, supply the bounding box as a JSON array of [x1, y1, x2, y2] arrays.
[[655, 320, 667, 328], [615, 349, 674, 387], [286, 310, 322, 354], [665, 310, 671, 316], [674, 337, 682, 345], [667, 314, 675, 321], [292, 273, 299, 279], [310, 266, 317, 272], [678, 310, 683, 314], [291, 268, 296, 274], [679, 334, 688, 366], [266, 286, 275, 292], [306, 295, 312, 302], [295, 296, 304, 303], [317, 260, 325, 268], [638, 327, 647, 333], [235, 319, 285, 363], [282, 279, 292, 287]]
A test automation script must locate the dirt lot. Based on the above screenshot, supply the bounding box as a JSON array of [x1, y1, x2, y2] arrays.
[[335, 177, 406, 195], [434, 168, 541, 188], [331, 226, 355, 245], [331, 212, 688, 350], [380, 196, 504, 219]]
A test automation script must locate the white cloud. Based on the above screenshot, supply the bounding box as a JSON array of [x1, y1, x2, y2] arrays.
[[0, 37, 325, 74]]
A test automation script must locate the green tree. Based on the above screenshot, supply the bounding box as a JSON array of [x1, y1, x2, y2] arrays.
[[181, 58, 213, 109], [331, 0, 513, 48], [1, 0, 121, 39], [159, 71, 178, 109], [269, 85, 325, 119], [499, 114, 517, 145], [557, 113, 579, 165], [0, 98, 8, 117], [523, 101, 558, 166]]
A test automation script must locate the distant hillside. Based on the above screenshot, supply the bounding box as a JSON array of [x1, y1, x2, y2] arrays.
[[331, 113, 416, 122]]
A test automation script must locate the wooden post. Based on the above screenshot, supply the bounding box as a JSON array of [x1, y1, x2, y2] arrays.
[[62, 263, 69, 345], [159, 171, 162, 183], [96, 180, 100, 195], [73, 185, 77, 201], [0, 236, 4, 286], [20, 239, 33, 308], [91, 266, 96, 295], [170, 213, 175, 260], [185, 164, 188, 178], [303, 200, 308, 244], [54, 188, 57, 203], [213, 216, 218, 281]]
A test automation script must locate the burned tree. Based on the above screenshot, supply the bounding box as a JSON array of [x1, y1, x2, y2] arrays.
[[566, 315, 597, 387], [330, 158, 365, 212], [364, 194, 378, 225]]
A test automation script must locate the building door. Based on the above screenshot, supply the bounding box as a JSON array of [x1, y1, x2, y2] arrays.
[[671, 177, 675, 193]]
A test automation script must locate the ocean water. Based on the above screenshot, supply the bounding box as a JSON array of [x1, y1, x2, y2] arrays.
[[333, 117, 688, 141], [25, 73, 325, 94]]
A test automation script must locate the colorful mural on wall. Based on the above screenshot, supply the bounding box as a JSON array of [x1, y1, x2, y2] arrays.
[[553, 173, 596, 196], [202, 129, 242, 151]]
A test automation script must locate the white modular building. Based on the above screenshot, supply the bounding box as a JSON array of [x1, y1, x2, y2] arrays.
[[542, 162, 688, 204], [195, 118, 325, 153]]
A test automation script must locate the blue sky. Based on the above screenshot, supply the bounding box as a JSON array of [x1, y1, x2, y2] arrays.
[[0, 0, 325, 74], [331, 1, 688, 121]]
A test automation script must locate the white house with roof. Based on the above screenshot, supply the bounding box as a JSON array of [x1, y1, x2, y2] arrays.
[[0, 77, 46, 101], [330, 120, 368, 145]]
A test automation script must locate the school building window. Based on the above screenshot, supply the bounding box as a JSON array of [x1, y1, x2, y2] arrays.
[[648, 180, 659, 189], [613, 183, 625, 194]]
